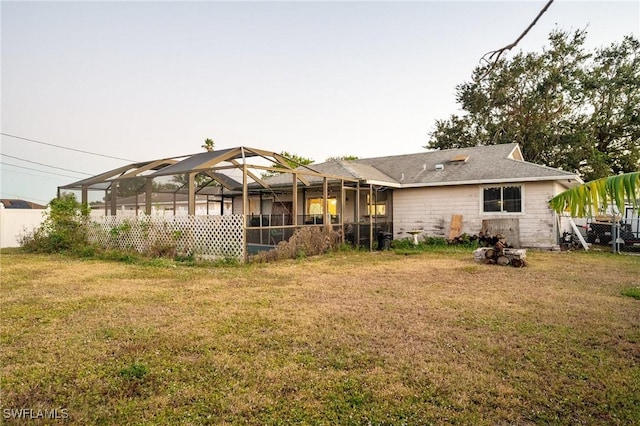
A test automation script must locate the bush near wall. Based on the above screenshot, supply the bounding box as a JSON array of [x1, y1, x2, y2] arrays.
[[20, 194, 90, 254]]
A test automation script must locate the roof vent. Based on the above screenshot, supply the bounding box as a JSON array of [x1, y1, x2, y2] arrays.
[[450, 155, 469, 162], [435, 164, 444, 171]]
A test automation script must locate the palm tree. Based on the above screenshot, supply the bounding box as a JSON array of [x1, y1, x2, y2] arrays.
[[202, 138, 215, 152], [549, 172, 639, 217]]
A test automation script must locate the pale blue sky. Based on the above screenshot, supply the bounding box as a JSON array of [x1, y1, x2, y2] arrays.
[[1, 0, 638, 204]]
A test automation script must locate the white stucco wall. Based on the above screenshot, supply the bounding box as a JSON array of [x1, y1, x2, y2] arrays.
[[392, 181, 562, 249], [0, 209, 46, 248]]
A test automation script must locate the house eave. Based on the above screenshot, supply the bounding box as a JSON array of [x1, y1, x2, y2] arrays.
[[364, 180, 402, 188], [398, 175, 581, 188]]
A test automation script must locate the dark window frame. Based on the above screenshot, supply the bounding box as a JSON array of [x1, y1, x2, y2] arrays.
[[482, 185, 522, 213]]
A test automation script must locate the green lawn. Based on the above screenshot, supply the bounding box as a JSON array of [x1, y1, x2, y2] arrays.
[[1, 249, 639, 425]]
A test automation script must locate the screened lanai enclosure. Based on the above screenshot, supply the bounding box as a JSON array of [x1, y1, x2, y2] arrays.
[[59, 147, 393, 262]]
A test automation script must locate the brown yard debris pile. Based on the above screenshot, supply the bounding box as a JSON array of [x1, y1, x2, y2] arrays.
[[252, 227, 341, 262]]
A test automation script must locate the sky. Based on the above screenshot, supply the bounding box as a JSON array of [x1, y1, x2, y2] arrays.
[[1, 0, 638, 204]]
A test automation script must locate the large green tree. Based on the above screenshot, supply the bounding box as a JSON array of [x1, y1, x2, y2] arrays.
[[426, 29, 640, 181]]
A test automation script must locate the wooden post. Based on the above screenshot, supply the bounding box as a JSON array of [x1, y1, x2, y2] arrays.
[[220, 187, 224, 215], [242, 163, 249, 263], [369, 186, 373, 250], [323, 177, 329, 230], [355, 181, 360, 246], [187, 173, 195, 215], [172, 193, 176, 216], [292, 173, 298, 226], [81, 186, 88, 207], [144, 179, 152, 216], [340, 180, 345, 243], [110, 182, 118, 216], [242, 163, 248, 219], [259, 191, 264, 226], [302, 187, 307, 224]]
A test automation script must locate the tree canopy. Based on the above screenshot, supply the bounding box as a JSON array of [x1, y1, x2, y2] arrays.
[[277, 151, 314, 169], [426, 29, 640, 182], [261, 151, 315, 179]]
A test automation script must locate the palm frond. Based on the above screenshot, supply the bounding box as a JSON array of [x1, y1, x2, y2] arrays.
[[549, 172, 640, 217]]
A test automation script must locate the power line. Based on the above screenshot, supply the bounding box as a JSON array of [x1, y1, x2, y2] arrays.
[[1, 153, 93, 176], [1, 161, 86, 179], [1, 167, 71, 182], [1, 132, 137, 162]]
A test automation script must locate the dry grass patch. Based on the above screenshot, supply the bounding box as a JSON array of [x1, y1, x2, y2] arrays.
[[1, 249, 639, 424]]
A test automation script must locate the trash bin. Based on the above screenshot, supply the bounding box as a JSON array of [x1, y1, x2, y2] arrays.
[[377, 231, 392, 250]]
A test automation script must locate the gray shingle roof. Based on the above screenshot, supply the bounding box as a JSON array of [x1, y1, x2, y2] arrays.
[[264, 143, 579, 188], [356, 143, 578, 186]]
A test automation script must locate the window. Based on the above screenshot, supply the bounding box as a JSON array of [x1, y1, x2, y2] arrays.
[[306, 198, 337, 216], [483, 185, 522, 213], [366, 194, 387, 216], [368, 203, 386, 216]]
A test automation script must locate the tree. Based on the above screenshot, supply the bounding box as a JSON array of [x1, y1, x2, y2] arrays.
[[277, 151, 314, 169], [171, 172, 217, 189], [326, 155, 360, 161], [202, 138, 215, 152], [262, 151, 315, 179], [426, 29, 640, 182], [549, 171, 639, 217]]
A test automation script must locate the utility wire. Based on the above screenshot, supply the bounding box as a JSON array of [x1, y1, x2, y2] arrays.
[[2, 167, 71, 182], [1, 132, 137, 162], [1, 161, 85, 179], [1, 153, 93, 176]]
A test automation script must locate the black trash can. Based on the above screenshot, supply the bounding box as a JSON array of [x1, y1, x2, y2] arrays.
[[377, 231, 393, 250]]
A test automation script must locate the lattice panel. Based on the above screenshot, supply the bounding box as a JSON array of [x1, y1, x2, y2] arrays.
[[87, 215, 245, 261]]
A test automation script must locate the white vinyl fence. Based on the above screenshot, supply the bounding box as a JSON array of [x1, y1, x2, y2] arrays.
[[0, 209, 46, 248]]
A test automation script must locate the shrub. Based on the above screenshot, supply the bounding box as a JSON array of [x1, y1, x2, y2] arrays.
[[424, 236, 448, 246], [20, 194, 91, 253]]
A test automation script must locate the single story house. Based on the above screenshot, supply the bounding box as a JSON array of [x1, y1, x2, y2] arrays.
[[257, 143, 581, 249], [60, 144, 581, 259]]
